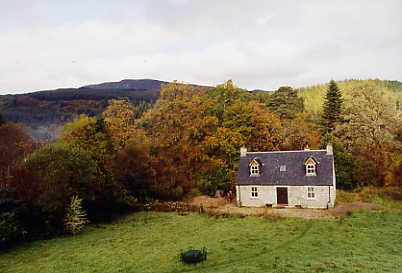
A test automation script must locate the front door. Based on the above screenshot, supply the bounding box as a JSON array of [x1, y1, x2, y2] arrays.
[[276, 187, 288, 205]]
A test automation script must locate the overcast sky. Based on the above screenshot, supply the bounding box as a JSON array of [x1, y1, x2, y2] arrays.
[[1, 0, 401, 94]]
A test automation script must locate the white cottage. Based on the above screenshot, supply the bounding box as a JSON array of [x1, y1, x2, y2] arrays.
[[235, 145, 336, 208]]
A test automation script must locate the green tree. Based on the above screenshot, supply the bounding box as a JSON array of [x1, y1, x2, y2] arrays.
[[267, 86, 304, 119], [24, 143, 97, 231], [332, 142, 356, 190], [321, 80, 343, 133]]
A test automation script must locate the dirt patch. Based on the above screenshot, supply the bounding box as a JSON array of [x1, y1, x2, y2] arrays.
[[188, 196, 381, 219], [329, 202, 379, 217], [189, 195, 229, 209], [222, 206, 334, 219]]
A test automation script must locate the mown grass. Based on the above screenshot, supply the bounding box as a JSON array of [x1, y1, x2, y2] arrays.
[[0, 209, 401, 273]]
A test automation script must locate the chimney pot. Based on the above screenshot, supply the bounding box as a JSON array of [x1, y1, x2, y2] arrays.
[[240, 147, 247, 157], [326, 143, 333, 155]]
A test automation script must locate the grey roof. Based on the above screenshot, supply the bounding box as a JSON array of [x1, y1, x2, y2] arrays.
[[236, 150, 334, 186]]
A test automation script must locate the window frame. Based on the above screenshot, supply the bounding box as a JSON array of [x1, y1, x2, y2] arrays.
[[306, 164, 316, 176], [307, 187, 315, 199], [251, 186, 259, 198], [250, 163, 260, 176]]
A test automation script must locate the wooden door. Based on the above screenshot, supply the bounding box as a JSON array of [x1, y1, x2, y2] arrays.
[[276, 187, 288, 205]]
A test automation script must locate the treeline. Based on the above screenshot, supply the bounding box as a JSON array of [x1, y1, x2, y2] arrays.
[[0, 80, 401, 249], [0, 88, 159, 137]]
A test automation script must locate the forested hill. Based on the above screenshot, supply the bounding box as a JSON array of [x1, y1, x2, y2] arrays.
[[83, 79, 169, 90], [0, 79, 169, 139], [298, 79, 402, 114]]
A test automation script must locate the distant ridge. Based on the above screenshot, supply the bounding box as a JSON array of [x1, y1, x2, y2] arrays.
[[82, 79, 169, 90]]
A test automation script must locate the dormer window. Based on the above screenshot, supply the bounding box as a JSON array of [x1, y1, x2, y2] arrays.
[[304, 157, 318, 176], [249, 158, 261, 177], [250, 164, 260, 176], [306, 164, 316, 176]]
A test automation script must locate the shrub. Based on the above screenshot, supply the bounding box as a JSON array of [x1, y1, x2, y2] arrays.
[[64, 195, 89, 235], [197, 169, 229, 196], [0, 189, 25, 249], [0, 212, 24, 249]]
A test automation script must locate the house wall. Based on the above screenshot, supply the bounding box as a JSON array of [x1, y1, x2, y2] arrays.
[[237, 185, 336, 208]]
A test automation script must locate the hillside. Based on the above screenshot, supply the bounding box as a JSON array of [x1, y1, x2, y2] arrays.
[[0, 79, 167, 139], [297, 79, 402, 114], [83, 79, 169, 90]]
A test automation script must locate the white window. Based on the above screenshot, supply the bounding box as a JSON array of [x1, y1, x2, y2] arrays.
[[307, 187, 315, 199], [251, 187, 259, 198], [280, 165, 286, 172], [250, 164, 260, 176], [306, 164, 316, 176]]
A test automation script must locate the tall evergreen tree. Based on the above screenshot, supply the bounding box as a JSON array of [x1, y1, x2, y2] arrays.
[[321, 80, 343, 133]]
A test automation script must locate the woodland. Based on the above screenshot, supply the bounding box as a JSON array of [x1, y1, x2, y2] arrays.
[[0, 79, 401, 249]]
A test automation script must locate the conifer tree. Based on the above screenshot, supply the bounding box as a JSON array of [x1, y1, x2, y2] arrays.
[[321, 80, 343, 133], [64, 195, 89, 235]]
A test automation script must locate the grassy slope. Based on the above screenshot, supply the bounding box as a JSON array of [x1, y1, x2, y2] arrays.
[[1, 208, 401, 273], [297, 79, 402, 114]]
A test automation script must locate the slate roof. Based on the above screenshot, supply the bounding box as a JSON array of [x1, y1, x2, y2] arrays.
[[236, 150, 334, 186]]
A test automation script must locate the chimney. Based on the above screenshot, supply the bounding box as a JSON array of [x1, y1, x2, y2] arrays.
[[240, 147, 247, 157], [326, 143, 333, 155], [304, 145, 310, 151]]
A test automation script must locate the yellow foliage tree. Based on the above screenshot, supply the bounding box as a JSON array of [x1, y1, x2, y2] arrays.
[[103, 99, 136, 151]]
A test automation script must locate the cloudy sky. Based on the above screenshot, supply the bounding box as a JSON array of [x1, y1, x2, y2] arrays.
[[1, 0, 401, 94]]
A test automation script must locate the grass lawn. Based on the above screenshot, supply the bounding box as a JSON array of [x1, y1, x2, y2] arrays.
[[0, 209, 401, 273]]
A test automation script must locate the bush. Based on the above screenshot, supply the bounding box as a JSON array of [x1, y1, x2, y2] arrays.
[[0, 189, 25, 249], [197, 170, 230, 196], [0, 212, 24, 249]]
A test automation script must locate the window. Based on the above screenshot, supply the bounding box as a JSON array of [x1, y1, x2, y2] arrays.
[[306, 164, 316, 176], [251, 187, 259, 198], [307, 187, 315, 199], [250, 164, 260, 176], [280, 165, 286, 172]]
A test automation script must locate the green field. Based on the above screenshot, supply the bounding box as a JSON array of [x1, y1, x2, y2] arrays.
[[1, 207, 401, 273]]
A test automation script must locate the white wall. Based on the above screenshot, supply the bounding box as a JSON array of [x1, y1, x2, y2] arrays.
[[237, 185, 336, 208]]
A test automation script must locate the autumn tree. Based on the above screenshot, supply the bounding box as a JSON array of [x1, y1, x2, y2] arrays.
[[111, 131, 155, 200], [321, 80, 343, 133], [61, 115, 113, 166], [139, 82, 217, 199], [0, 123, 35, 186], [281, 114, 321, 150], [103, 99, 136, 151], [335, 82, 399, 186]]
